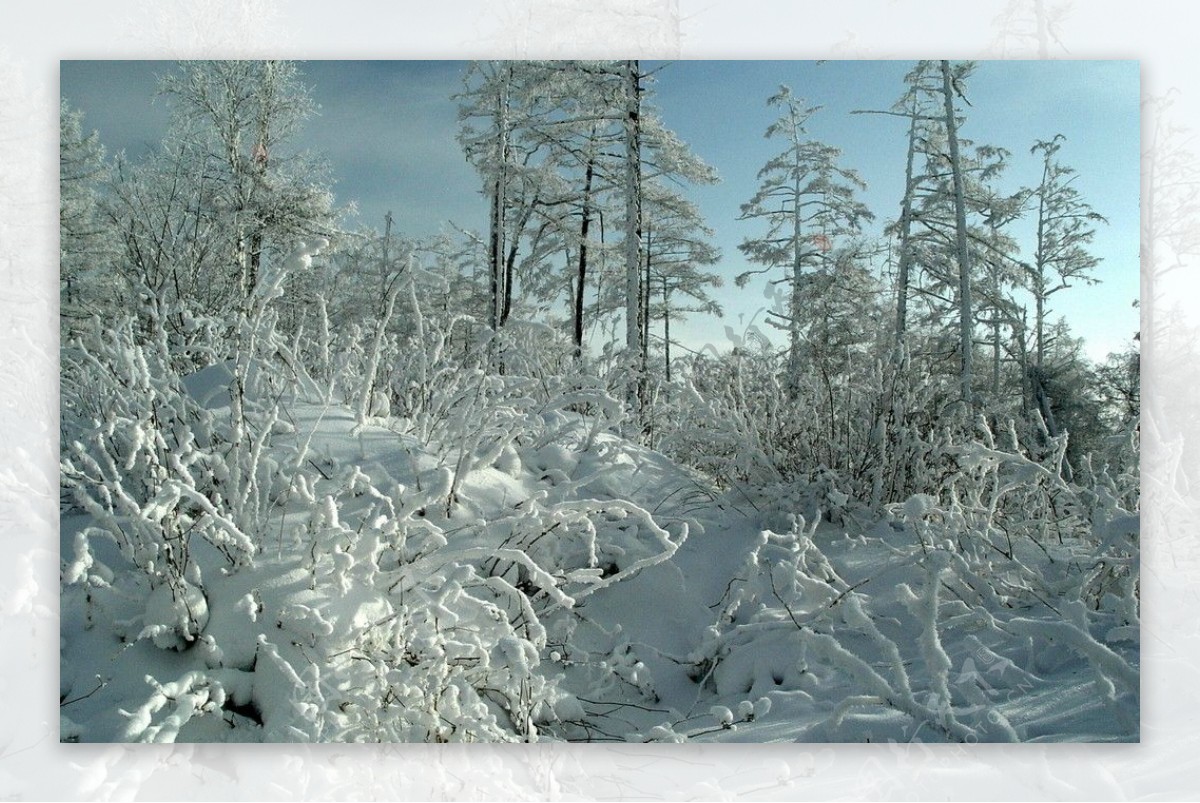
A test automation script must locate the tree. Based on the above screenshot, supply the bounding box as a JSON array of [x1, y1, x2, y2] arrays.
[[855, 61, 969, 357], [1000, 135, 1105, 442], [457, 60, 717, 414], [93, 61, 337, 368], [458, 61, 516, 332], [1027, 134, 1107, 369], [882, 62, 1028, 407], [459, 61, 626, 351], [851, 62, 942, 355], [889, 77, 924, 353], [60, 99, 116, 339], [158, 60, 336, 309], [571, 137, 601, 360], [736, 86, 873, 391], [622, 59, 645, 415], [920, 149, 1026, 410], [102, 136, 227, 355], [459, 61, 595, 333], [1095, 345, 1140, 431], [640, 179, 721, 383], [940, 59, 976, 407]]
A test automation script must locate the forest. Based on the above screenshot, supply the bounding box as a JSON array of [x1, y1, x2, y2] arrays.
[[59, 59, 1139, 743]]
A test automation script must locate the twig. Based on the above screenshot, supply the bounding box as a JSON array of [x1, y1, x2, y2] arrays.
[[575, 696, 672, 714], [60, 676, 109, 708]]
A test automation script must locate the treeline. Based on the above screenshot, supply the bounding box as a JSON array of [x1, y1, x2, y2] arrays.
[[60, 59, 1139, 504]]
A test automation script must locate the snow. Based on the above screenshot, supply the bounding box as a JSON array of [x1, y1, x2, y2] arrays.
[[57, 273, 1139, 745], [60, 383, 1139, 743]]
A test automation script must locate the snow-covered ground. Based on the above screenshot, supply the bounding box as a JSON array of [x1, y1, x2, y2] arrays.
[[60, 379, 1139, 743]]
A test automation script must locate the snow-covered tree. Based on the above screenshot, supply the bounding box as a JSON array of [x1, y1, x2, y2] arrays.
[[458, 61, 519, 331], [60, 99, 116, 339], [640, 179, 721, 383], [736, 86, 873, 391], [158, 60, 337, 309], [1095, 345, 1140, 430], [938, 60, 977, 406], [878, 62, 1032, 408], [1027, 134, 1107, 369], [457, 60, 717, 417], [102, 136, 228, 356]]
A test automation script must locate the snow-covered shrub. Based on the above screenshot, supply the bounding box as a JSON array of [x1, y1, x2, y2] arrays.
[[344, 299, 632, 516], [692, 455, 1137, 745], [932, 417, 1139, 612], [877, 424, 1139, 736], [278, 456, 685, 742], [476, 493, 686, 605], [690, 517, 1015, 741], [322, 547, 571, 742], [61, 242, 327, 652], [659, 346, 962, 522], [61, 319, 253, 649]]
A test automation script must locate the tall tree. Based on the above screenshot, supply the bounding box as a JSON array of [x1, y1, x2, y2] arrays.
[[889, 62, 1014, 406], [892, 85, 924, 352], [1027, 134, 1107, 368], [1012, 134, 1106, 441], [458, 62, 515, 331], [60, 99, 115, 338], [940, 59, 976, 406], [852, 61, 943, 353], [158, 60, 336, 308], [103, 136, 228, 350], [623, 59, 645, 416], [736, 86, 873, 391], [640, 179, 721, 383], [457, 60, 717, 404], [460, 61, 621, 341], [572, 143, 600, 360]]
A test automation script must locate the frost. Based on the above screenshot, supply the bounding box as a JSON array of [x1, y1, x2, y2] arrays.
[[59, 155, 1138, 745]]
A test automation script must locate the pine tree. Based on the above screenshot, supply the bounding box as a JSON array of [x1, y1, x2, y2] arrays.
[[737, 86, 872, 392], [641, 178, 721, 383], [1028, 134, 1107, 369]]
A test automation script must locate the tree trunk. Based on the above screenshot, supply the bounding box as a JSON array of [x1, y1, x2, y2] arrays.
[[489, 67, 511, 332], [1035, 282, 1045, 369], [663, 280, 671, 384], [893, 97, 919, 354], [941, 60, 974, 407], [1033, 150, 1050, 369], [573, 157, 595, 361], [1015, 327, 1032, 419], [992, 316, 1001, 397], [501, 199, 536, 327], [623, 59, 644, 419], [488, 179, 503, 331], [643, 219, 652, 378]]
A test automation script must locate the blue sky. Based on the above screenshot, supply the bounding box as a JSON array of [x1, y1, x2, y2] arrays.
[[60, 59, 1140, 361]]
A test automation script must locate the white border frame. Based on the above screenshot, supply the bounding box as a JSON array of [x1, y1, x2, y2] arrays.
[[3, 1, 1195, 799]]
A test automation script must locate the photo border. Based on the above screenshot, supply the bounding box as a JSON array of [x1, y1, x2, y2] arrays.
[[3, 1, 1193, 798]]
